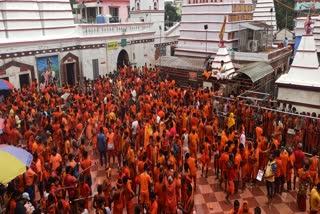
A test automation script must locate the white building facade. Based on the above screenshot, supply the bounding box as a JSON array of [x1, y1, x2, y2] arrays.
[[0, 0, 166, 89], [175, 0, 254, 58]]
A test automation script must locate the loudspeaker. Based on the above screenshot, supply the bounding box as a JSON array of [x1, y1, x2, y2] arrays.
[[204, 25, 208, 30]]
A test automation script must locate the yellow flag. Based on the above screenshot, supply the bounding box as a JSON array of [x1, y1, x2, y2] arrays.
[[219, 16, 227, 42]]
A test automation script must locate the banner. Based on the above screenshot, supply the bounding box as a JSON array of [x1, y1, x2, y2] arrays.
[[121, 39, 127, 47], [107, 41, 119, 50], [37, 55, 59, 86], [189, 72, 197, 82], [219, 16, 227, 42]]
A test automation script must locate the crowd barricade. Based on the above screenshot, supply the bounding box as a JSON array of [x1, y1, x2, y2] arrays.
[[211, 98, 320, 154]]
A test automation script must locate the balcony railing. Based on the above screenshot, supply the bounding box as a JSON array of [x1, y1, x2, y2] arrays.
[[76, 22, 153, 37]]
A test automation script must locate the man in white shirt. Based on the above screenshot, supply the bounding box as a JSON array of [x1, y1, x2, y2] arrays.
[[217, 60, 227, 80], [131, 89, 137, 102], [131, 115, 139, 142], [240, 129, 246, 148]]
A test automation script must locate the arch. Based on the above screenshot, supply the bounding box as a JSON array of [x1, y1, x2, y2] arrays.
[[117, 49, 129, 68], [0, 60, 35, 80], [154, 1, 158, 10], [60, 52, 80, 86]]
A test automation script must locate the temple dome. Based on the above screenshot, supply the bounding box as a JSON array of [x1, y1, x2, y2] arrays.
[[0, 0, 76, 42]]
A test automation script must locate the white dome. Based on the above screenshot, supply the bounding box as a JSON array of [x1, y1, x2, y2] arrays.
[[0, 0, 76, 42]]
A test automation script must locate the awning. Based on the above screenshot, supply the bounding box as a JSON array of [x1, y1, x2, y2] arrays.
[[240, 21, 272, 31], [232, 62, 274, 83], [155, 56, 206, 71], [240, 22, 263, 31]]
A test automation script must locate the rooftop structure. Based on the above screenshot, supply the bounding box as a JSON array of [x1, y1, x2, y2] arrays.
[[174, 0, 254, 58], [0, 0, 76, 41], [74, 0, 130, 23], [276, 25, 320, 113], [0, 0, 169, 89], [253, 0, 277, 32]]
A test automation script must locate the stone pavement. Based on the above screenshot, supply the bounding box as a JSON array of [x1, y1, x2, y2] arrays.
[[88, 147, 310, 214]]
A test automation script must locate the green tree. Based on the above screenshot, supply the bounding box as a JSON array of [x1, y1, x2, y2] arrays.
[[165, 2, 181, 28], [274, 0, 294, 30]]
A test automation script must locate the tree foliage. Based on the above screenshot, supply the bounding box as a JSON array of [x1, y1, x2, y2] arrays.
[[274, 0, 295, 30], [165, 2, 181, 28]]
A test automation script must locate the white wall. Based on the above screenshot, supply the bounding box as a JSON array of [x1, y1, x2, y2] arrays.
[[278, 87, 320, 114]]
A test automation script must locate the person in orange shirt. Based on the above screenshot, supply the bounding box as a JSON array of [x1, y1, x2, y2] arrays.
[[274, 150, 283, 195], [164, 174, 177, 214], [79, 175, 91, 209], [229, 200, 240, 214], [286, 147, 295, 191], [255, 121, 264, 143], [248, 142, 259, 186], [188, 127, 199, 159], [279, 147, 289, 192], [123, 176, 135, 214], [49, 147, 62, 172], [219, 146, 230, 191], [155, 174, 166, 214], [238, 200, 252, 214], [106, 128, 115, 167], [111, 179, 125, 214], [139, 163, 153, 207], [186, 153, 197, 190], [232, 147, 242, 194], [24, 167, 37, 202], [226, 154, 236, 203], [80, 150, 92, 187], [150, 191, 159, 214], [200, 137, 211, 178], [309, 148, 319, 187]]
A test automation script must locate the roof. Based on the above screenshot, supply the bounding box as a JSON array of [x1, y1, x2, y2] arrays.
[[241, 21, 272, 31], [155, 56, 206, 71], [233, 62, 273, 83]]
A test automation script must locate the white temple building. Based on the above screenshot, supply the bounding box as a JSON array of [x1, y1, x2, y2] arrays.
[[174, 0, 254, 58], [210, 45, 235, 78], [276, 33, 320, 114], [253, 0, 277, 32], [0, 0, 171, 89]]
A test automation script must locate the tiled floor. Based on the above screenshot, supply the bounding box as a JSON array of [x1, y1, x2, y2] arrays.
[[87, 147, 310, 214]]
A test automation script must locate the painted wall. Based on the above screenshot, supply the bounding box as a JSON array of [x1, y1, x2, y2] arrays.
[[0, 34, 157, 88], [102, 1, 130, 23], [277, 87, 320, 114]]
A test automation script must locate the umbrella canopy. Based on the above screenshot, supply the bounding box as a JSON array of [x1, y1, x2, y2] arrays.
[[0, 145, 33, 184], [0, 79, 14, 90]]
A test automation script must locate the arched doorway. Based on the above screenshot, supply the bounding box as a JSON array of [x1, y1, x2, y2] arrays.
[[117, 49, 129, 68], [61, 53, 80, 86]]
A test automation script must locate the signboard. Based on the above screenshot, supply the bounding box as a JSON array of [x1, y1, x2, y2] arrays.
[[121, 39, 127, 47], [189, 72, 197, 82], [37, 55, 60, 86], [107, 41, 119, 50]]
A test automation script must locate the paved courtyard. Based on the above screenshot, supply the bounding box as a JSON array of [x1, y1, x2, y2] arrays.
[[88, 147, 309, 214]]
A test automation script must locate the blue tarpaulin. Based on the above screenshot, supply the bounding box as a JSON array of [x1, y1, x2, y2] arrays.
[[294, 36, 302, 55]]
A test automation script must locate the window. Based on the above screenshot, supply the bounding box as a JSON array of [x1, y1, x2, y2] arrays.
[[109, 7, 119, 17], [158, 46, 166, 56]]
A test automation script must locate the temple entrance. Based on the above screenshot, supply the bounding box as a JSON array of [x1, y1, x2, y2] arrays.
[[19, 73, 30, 89], [66, 63, 75, 86], [117, 49, 129, 68], [61, 53, 80, 86]]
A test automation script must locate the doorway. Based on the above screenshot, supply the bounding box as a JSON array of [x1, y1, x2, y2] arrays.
[[117, 49, 129, 68], [66, 63, 75, 86], [19, 74, 30, 89], [92, 59, 99, 80]]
